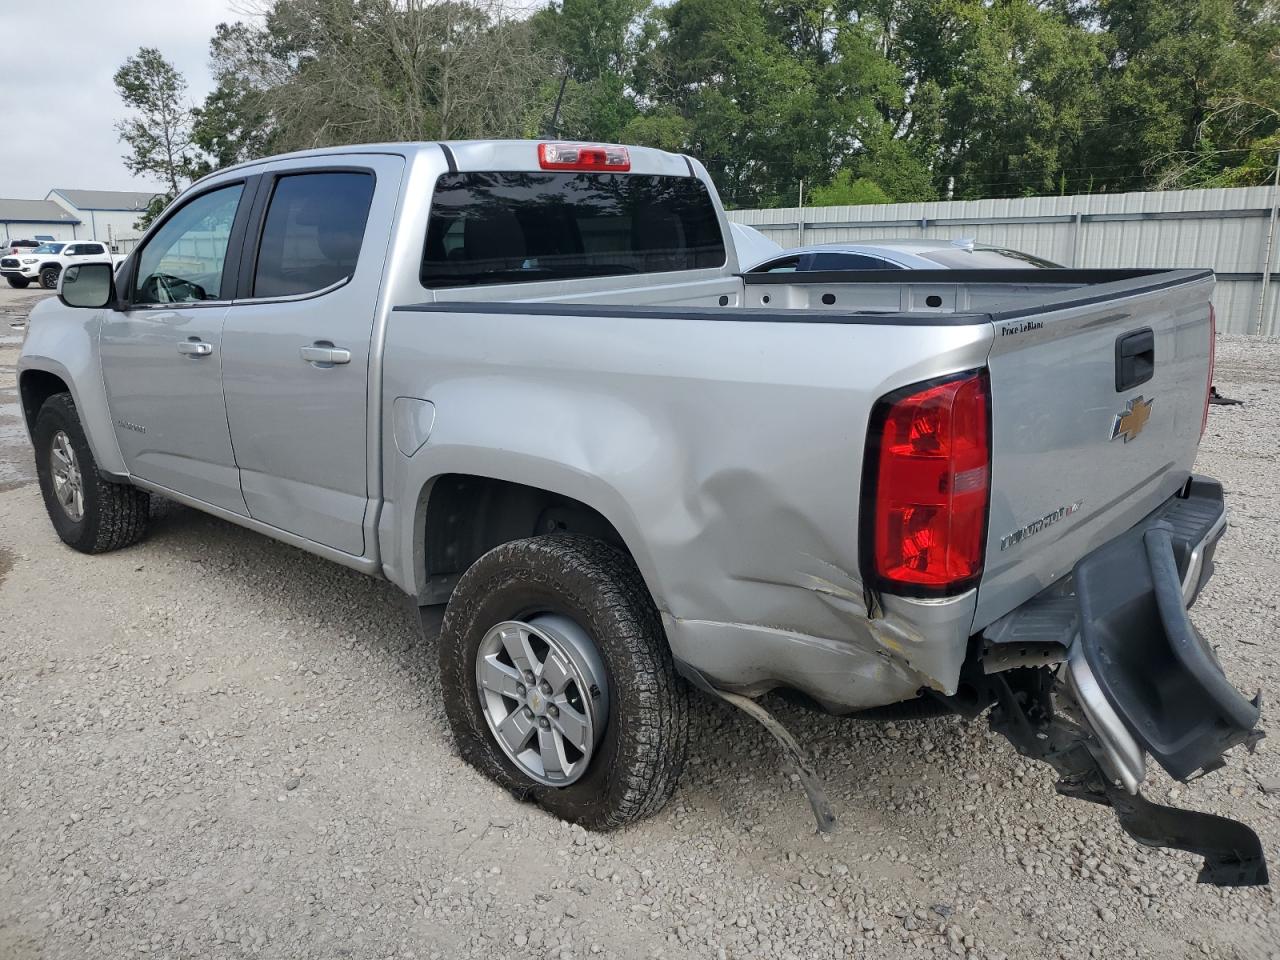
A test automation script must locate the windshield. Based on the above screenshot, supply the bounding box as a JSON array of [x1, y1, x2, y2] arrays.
[[918, 246, 1060, 269], [33, 243, 66, 254], [422, 172, 726, 288]]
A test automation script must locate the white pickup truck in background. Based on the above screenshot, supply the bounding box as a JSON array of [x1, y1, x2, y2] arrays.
[[1, 240, 120, 289], [16, 139, 1268, 887]]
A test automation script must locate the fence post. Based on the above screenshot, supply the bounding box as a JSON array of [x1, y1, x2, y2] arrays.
[[797, 181, 805, 247], [1256, 148, 1280, 336], [1069, 212, 1083, 267]]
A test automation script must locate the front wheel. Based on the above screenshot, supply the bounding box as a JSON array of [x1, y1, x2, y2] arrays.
[[439, 535, 689, 829], [7, 276, 29, 288], [33, 393, 150, 553], [39, 265, 60, 289]]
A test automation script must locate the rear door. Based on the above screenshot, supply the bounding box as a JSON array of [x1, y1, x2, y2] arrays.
[[219, 156, 403, 556], [66, 242, 105, 264], [975, 274, 1215, 628], [100, 179, 257, 514]]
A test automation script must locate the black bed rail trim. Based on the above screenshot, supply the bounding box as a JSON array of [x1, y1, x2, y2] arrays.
[[395, 300, 993, 326], [742, 267, 1199, 286], [986, 269, 1213, 322]]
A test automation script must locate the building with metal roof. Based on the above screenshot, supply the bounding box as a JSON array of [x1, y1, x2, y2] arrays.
[[46, 188, 158, 213], [0, 198, 81, 243], [45, 188, 160, 248]]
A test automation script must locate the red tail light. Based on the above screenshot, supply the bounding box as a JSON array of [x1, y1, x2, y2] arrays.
[[862, 370, 991, 596], [1202, 304, 1216, 438], [538, 143, 630, 172]]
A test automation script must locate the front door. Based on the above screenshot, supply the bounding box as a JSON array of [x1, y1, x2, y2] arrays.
[[220, 158, 403, 555], [99, 181, 254, 515]]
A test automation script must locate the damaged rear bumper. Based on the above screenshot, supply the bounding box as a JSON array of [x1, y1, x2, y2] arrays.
[[987, 476, 1267, 886]]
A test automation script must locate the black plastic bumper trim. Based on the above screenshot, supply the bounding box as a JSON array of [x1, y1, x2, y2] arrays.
[[1074, 480, 1262, 781]]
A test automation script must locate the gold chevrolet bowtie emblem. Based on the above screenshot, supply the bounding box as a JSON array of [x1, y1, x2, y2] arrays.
[[1111, 396, 1153, 443]]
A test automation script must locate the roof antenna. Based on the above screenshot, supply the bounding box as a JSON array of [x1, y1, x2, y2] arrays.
[[545, 70, 569, 139]]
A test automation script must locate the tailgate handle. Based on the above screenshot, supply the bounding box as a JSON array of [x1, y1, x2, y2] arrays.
[[1115, 328, 1155, 391]]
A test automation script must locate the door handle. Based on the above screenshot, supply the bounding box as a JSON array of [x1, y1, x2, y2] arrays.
[[1115, 327, 1155, 391], [300, 343, 351, 366], [177, 339, 213, 357]]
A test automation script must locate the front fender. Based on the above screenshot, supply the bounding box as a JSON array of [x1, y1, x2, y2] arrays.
[[17, 300, 126, 476]]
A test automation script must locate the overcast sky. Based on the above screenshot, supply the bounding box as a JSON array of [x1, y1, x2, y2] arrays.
[[0, 0, 245, 199]]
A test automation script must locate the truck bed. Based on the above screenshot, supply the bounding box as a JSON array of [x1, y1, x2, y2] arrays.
[[392, 267, 1214, 711]]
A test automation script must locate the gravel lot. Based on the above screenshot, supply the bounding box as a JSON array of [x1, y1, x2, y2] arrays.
[[1, 286, 1278, 959]]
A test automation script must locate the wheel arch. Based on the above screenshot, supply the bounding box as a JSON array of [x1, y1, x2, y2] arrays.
[[411, 471, 663, 612], [17, 350, 127, 477], [18, 368, 71, 437]]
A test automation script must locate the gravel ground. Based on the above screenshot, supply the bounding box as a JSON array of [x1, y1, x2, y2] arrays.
[[1, 295, 1278, 959], [0, 287, 47, 493]]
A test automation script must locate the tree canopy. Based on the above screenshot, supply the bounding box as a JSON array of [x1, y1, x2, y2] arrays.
[[116, 0, 1280, 210], [113, 47, 200, 225]]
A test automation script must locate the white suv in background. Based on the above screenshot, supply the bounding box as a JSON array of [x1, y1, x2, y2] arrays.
[[0, 241, 119, 289]]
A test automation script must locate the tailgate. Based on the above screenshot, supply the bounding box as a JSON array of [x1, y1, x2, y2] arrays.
[[975, 271, 1215, 629]]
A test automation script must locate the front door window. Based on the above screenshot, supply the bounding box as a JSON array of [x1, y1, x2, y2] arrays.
[[132, 184, 243, 305]]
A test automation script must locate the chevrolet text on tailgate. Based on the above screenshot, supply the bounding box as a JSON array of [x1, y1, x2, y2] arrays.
[[17, 141, 1266, 885]]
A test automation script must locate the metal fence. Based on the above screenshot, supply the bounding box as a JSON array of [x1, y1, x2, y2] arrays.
[[726, 185, 1280, 336]]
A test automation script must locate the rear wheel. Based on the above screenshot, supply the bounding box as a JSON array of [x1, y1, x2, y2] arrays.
[[439, 535, 689, 829], [6, 277, 29, 288], [39, 265, 60, 289], [33, 393, 149, 553]]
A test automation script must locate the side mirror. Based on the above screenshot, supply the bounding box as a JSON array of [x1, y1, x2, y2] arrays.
[[59, 262, 116, 309]]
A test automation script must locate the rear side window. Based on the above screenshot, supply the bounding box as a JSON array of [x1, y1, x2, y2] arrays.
[[756, 256, 800, 273], [422, 172, 726, 288], [808, 252, 904, 271], [253, 171, 375, 298]]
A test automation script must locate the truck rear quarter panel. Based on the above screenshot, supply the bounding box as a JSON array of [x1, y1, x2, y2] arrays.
[[380, 305, 994, 710]]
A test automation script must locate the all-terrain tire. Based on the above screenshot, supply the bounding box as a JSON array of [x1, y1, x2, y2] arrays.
[[39, 265, 60, 289], [7, 277, 29, 289], [438, 535, 690, 829], [33, 392, 150, 553]]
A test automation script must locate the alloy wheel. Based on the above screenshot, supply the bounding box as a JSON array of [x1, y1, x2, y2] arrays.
[[49, 430, 84, 521], [475, 614, 609, 786]]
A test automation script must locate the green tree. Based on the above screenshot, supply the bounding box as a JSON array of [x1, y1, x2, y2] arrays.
[[207, 0, 550, 151], [1089, 0, 1280, 190], [532, 0, 648, 139], [808, 170, 892, 205], [124, 0, 1280, 213], [113, 47, 198, 224], [187, 22, 279, 176], [630, 0, 838, 206]]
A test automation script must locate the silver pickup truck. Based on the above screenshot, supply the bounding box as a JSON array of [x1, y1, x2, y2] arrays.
[[17, 140, 1266, 885]]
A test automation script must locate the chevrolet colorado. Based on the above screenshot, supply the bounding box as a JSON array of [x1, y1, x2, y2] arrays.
[[17, 140, 1267, 885]]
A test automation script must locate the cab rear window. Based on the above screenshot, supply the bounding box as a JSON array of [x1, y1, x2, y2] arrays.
[[421, 172, 726, 288]]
